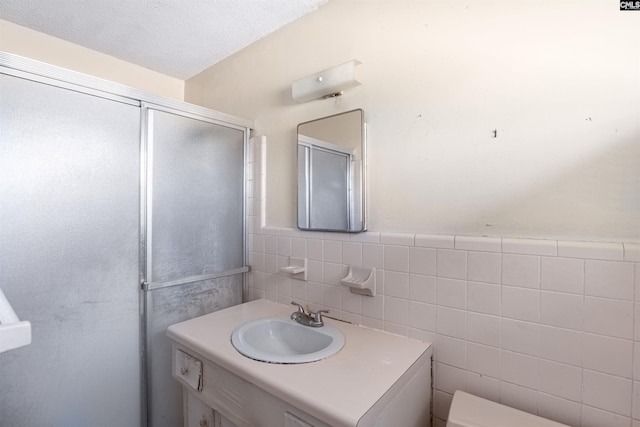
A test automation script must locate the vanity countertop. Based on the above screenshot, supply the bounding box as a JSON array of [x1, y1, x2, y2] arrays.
[[167, 299, 432, 427]]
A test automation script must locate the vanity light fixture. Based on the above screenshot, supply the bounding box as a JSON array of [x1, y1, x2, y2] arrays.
[[292, 60, 361, 102]]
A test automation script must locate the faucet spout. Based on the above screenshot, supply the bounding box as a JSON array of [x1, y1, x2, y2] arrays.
[[289, 301, 329, 327]]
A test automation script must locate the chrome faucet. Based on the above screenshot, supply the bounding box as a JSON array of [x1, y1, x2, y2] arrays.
[[290, 301, 329, 327]]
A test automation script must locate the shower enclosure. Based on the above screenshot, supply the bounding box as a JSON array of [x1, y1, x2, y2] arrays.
[[0, 53, 251, 427]]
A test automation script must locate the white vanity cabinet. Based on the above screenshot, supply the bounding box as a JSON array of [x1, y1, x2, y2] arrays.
[[168, 300, 432, 427], [173, 344, 331, 427]]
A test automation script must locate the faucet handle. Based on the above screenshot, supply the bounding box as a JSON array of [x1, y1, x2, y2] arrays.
[[291, 301, 305, 314], [313, 309, 329, 323]]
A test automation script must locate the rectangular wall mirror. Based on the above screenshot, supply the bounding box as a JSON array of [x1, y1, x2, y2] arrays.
[[297, 109, 366, 232]]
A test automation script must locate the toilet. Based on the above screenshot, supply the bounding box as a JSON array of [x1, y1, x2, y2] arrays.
[[446, 391, 570, 427]]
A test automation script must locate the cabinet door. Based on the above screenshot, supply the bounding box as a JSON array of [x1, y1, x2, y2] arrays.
[[184, 389, 215, 427], [216, 412, 238, 427]]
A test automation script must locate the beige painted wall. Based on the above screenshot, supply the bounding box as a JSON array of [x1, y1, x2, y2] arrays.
[[187, 0, 639, 242], [0, 19, 184, 100]]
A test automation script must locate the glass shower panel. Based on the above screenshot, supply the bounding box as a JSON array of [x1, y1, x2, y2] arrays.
[[310, 148, 349, 230], [0, 75, 140, 426], [149, 110, 245, 283], [146, 275, 243, 427]]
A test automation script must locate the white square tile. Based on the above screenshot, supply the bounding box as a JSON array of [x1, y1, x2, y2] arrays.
[[264, 235, 278, 254], [540, 290, 583, 330], [361, 294, 383, 320], [437, 249, 467, 279], [539, 325, 582, 366], [307, 260, 323, 282], [384, 296, 409, 326], [264, 254, 278, 273], [467, 251, 501, 284], [583, 333, 633, 378], [435, 335, 466, 368], [503, 238, 558, 256], [467, 281, 501, 315], [250, 252, 265, 272], [380, 232, 414, 246], [581, 405, 631, 427], [541, 257, 584, 294], [384, 270, 410, 299], [624, 244, 640, 262], [583, 370, 632, 416], [502, 254, 540, 288], [384, 245, 409, 272], [501, 318, 539, 357], [466, 342, 500, 378], [409, 247, 437, 275], [324, 240, 343, 264], [408, 329, 436, 344], [455, 236, 501, 252], [558, 240, 624, 261], [409, 301, 436, 332], [276, 275, 292, 296], [384, 321, 408, 336], [585, 260, 634, 301], [341, 311, 362, 325], [467, 312, 500, 347], [291, 280, 307, 301], [437, 306, 467, 339], [501, 350, 539, 390], [538, 359, 582, 402], [466, 371, 501, 403], [499, 382, 538, 415], [435, 362, 467, 394], [291, 238, 307, 258], [636, 264, 640, 302], [307, 239, 324, 261], [342, 242, 363, 266], [502, 286, 540, 322], [415, 234, 454, 249], [362, 243, 384, 269], [252, 234, 265, 253], [634, 342, 640, 381], [322, 284, 342, 309], [323, 262, 347, 286], [436, 277, 467, 309], [584, 296, 634, 339], [409, 274, 436, 303], [633, 381, 640, 419], [433, 390, 454, 421], [341, 287, 362, 314], [264, 274, 278, 293], [537, 393, 582, 427], [277, 236, 291, 256]]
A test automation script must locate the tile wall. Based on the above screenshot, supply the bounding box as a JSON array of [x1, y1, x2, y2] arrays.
[[246, 137, 640, 427]]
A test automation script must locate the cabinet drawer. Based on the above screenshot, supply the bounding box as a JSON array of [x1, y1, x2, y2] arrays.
[[175, 349, 203, 392]]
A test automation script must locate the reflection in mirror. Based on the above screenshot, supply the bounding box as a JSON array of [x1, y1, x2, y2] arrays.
[[297, 109, 366, 232]]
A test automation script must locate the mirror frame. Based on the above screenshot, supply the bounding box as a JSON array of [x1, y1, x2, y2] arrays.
[[296, 109, 366, 233]]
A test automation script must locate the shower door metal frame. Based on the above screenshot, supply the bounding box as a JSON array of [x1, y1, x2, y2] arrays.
[[0, 51, 253, 427]]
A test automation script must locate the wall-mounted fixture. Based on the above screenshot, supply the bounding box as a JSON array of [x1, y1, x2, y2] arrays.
[[292, 60, 361, 102], [297, 109, 366, 232]]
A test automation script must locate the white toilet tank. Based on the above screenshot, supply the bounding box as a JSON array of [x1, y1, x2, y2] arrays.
[[446, 391, 569, 427]]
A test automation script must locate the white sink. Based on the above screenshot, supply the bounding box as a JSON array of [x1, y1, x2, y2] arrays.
[[231, 315, 345, 364]]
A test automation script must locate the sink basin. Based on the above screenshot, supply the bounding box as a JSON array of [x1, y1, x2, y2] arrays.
[[231, 316, 345, 364]]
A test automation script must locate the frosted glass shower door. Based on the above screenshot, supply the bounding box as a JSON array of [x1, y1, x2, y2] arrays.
[[144, 108, 246, 427], [0, 74, 141, 426]]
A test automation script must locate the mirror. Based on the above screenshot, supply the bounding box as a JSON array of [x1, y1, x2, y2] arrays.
[[297, 109, 366, 232]]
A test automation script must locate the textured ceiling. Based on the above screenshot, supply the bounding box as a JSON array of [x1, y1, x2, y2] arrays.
[[0, 0, 326, 79]]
